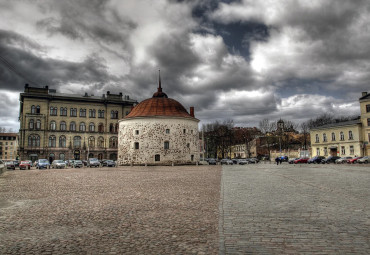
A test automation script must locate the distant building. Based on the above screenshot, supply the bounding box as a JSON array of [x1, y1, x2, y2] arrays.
[[118, 74, 199, 165], [19, 84, 137, 162], [310, 92, 370, 157], [0, 133, 18, 161]]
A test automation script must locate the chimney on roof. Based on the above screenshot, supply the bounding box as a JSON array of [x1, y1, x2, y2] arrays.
[[362, 92, 368, 97], [25, 83, 29, 88], [190, 107, 194, 117], [107, 91, 110, 95], [84, 93, 88, 97]]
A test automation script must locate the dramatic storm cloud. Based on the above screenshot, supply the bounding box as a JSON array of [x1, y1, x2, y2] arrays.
[[0, 0, 369, 131]]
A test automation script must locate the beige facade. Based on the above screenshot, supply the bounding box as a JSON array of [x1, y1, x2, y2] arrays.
[[310, 91, 370, 157], [0, 133, 18, 161], [359, 92, 370, 155], [311, 121, 363, 157], [19, 85, 137, 162]]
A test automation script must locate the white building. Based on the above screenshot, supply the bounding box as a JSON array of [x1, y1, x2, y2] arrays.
[[118, 76, 200, 165]]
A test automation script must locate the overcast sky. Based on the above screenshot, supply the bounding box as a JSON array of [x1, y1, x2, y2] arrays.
[[0, 0, 369, 131]]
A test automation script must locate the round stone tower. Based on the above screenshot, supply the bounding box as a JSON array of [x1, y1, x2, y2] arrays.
[[118, 72, 200, 165]]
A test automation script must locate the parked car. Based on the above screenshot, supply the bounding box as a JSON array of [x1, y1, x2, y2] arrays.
[[288, 158, 299, 164], [357, 156, 369, 164], [6, 161, 15, 170], [102, 160, 116, 167], [87, 158, 100, 167], [335, 157, 352, 164], [220, 159, 233, 165], [294, 158, 309, 164], [19, 161, 31, 170], [72, 160, 84, 168], [248, 158, 259, 164], [308, 156, 326, 164], [37, 159, 50, 169], [208, 159, 217, 165], [347, 157, 362, 164], [238, 159, 249, 165], [321, 156, 341, 164], [232, 159, 240, 164], [51, 160, 66, 169]]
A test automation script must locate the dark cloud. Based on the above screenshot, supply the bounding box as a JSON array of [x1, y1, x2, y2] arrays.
[[0, 30, 120, 92]]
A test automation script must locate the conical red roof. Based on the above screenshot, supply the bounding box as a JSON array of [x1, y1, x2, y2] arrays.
[[125, 97, 195, 119]]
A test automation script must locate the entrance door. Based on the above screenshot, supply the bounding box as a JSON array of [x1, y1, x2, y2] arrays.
[[330, 148, 338, 156], [74, 150, 80, 160]]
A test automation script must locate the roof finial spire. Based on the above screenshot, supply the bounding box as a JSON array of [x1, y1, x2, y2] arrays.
[[158, 69, 162, 93], [152, 69, 168, 98]]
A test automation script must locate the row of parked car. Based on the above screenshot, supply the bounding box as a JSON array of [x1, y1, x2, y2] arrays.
[[5, 158, 117, 170], [287, 155, 369, 164], [206, 158, 260, 165]]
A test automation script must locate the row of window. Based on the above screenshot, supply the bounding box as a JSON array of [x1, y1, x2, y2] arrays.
[[28, 120, 119, 133], [315, 130, 354, 143], [316, 145, 355, 156], [31, 105, 126, 119], [133, 129, 194, 135], [133, 141, 190, 150], [28, 135, 118, 148]]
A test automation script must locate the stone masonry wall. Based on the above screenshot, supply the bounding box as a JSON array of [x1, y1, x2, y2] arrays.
[[118, 117, 199, 165]]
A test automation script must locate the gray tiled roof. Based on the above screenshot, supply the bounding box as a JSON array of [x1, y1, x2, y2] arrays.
[[310, 119, 361, 130]]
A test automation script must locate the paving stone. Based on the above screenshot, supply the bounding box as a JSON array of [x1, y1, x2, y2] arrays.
[[219, 163, 370, 254]]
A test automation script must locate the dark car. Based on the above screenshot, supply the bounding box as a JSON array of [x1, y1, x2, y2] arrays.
[[308, 156, 326, 164], [208, 159, 217, 165], [321, 156, 341, 164], [102, 160, 116, 167], [220, 159, 233, 165], [279, 156, 289, 162]]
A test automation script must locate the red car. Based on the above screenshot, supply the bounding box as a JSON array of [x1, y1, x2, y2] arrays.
[[347, 157, 362, 164], [294, 158, 309, 164], [19, 161, 31, 170]]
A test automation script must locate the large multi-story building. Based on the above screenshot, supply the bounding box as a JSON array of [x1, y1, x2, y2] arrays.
[[19, 84, 137, 162], [0, 133, 18, 161], [310, 91, 370, 157]]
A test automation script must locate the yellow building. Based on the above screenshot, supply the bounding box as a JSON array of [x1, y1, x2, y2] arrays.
[[19, 84, 137, 162], [360, 92, 370, 155], [310, 91, 370, 157], [0, 133, 18, 161]]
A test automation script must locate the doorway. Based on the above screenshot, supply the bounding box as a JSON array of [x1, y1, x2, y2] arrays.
[[74, 150, 80, 160]]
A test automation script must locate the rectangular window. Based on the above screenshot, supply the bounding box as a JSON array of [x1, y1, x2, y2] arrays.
[[349, 146, 354, 155], [155, 154, 160, 161], [341, 146, 345, 155], [368, 118, 370, 127], [135, 130, 139, 135], [367, 104, 370, 113], [80, 109, 86, 117], [316, 148, 320, 156], [164, 141, 169, 149], [324, 147, 328, 156], [165, 129, 170, 134], [70, 108, 77, 117], [183, 129, 186, 134], [134, 142, 139, 149], [348, 131, 353, 140]]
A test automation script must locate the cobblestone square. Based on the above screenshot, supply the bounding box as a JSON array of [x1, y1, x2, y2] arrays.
[[220, 163, 370, 254], [0, 166, 221, 254]]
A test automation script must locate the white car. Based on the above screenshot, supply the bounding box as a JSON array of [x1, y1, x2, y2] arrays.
[[357, 156, 369, 164]]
